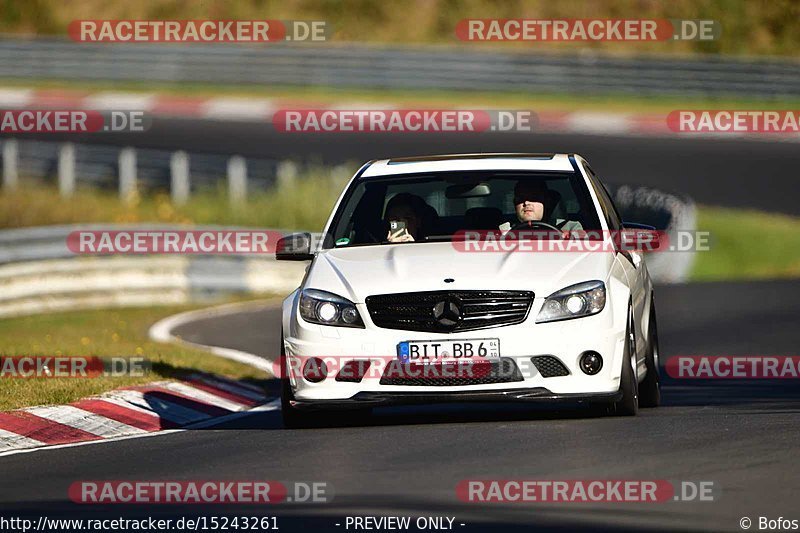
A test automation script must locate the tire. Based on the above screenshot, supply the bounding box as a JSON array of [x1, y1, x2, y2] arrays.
[[611, 306, 639, 416], [638, 297, 661, 408]]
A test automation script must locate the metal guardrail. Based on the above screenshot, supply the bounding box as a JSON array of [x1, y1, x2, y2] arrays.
[[0, 138, 305, 204], [0, 224, 307, 318], [0, 223, 289, 263], [0, 255, 306, 318], [0, 38, 798, 98]]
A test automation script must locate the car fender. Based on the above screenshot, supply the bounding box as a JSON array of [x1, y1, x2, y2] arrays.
[[606, 260, 634, 384], [282, 289, 300, 343]]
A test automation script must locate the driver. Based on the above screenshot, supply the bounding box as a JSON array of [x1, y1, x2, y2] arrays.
[[507, 180, 583, 233]]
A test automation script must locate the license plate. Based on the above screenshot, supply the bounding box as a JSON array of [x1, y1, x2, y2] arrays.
[[397, 338, 500, 364]]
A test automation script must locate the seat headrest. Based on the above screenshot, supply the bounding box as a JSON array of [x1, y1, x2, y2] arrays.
[[465, 207, 504, 229]]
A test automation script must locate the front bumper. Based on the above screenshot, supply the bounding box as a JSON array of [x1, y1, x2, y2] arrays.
[[289, 387, 623, 411], [283, 291, 630, 403]]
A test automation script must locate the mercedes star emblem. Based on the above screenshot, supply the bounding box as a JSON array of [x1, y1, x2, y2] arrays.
[[432, 296, 462, 328]]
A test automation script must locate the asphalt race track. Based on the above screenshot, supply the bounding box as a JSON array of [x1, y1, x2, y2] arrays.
[[5, 117, 800, 215], [2, 119, 799, 532], [1, 280, 799, 532]]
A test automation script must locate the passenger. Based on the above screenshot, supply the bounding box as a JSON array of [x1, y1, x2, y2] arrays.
[[384, 193, 428, 243]]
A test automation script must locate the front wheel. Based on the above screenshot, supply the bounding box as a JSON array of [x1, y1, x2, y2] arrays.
[[611, 306, 639, 416], [638, 298, 661, 408]]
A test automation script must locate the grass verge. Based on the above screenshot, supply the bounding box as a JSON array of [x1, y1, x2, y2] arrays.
[[692, 206, 800, 281], [0, 302, 273, 411], [0, 173, 348, 232]]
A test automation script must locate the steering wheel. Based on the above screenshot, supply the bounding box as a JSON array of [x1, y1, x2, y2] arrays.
[[509, 221, 562, 234]]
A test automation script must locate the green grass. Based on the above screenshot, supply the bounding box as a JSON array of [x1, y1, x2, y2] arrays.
[[4, 78, 800, 114], [2, 0, 800, 56], [691, 206, 800, 281], [0, 302, 274, 411], [0, 171, 349, 232]]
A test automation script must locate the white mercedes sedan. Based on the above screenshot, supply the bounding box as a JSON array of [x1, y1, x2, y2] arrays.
[[276, 153, 661, 427]]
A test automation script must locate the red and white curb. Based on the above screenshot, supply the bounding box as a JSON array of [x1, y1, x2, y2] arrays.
[[0, 87, 282, 122], [0, 372, 273, 456], [0, 300, 279, 456], [2, 86, 798, 141]]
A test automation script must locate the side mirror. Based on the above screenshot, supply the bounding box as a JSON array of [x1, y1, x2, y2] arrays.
[[621, 222, 661, 252], [275, 232, 314, 261]]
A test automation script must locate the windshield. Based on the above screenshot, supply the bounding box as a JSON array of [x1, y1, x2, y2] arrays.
[[325, 171, 602, 248]]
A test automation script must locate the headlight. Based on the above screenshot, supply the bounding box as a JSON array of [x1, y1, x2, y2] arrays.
[[536, 281, 606, 323], [299, 289, 364, 328]]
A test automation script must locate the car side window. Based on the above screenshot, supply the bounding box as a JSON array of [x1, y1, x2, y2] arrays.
[[584, 164, 622, 231]]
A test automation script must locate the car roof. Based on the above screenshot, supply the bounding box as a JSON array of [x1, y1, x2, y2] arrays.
[[360, 153, 577, 177]]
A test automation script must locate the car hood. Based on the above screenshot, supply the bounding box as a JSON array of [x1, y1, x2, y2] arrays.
[[304, 242, 615, 302]]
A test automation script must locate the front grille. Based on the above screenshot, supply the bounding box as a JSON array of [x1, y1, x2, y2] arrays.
[[379, 358, 524, 386], [531, 356, 570, 377], [366, 290, 533, 333]]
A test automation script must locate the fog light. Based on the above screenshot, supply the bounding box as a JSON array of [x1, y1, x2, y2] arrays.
[[302, 357, 328, 383], [579, 351, 603, 375]]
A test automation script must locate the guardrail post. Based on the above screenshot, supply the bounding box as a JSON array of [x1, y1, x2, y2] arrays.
[[170, 151, 190, 205], [2, 139, 18, 190], [227, 155, 247, 207], [119, 147, 137, 202], [276, 160, 297, 189], [58, 143, 75, 198]]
